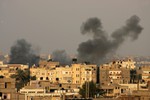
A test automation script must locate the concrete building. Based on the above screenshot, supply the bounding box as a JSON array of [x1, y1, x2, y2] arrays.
[[0, 78, 17, 100], [101, 83, 128, 97], [0, 61, 28, 78], [30, 62, 97, 88], [139, 66, 150, 83], [99, 59, 137, 98], [19, 80, 79, 100], [100, 63, 130, 85]]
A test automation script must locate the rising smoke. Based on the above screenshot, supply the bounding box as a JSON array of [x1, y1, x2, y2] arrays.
[[77, 15, 143, 64], [9, 39, 40, 66], [52, 50, 71, 65]]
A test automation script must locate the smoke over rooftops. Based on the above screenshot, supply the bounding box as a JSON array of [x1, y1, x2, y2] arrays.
[[51, 50, 71, 65], [9, 39, 40, 66], [77, 15, 143, 64]]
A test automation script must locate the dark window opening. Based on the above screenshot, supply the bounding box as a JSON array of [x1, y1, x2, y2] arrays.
[[5, 83, 7, 88], [56, 78, 59, 81], [16, 67, 18, 70], [40, 77, 43, 80], [46, 77, 49, 80], [4, 95, 7, 99]]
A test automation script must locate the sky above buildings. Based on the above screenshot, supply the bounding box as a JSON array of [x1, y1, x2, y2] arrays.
[[0, 0, 150, 56]]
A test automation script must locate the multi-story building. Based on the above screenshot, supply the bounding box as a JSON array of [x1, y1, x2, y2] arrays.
[[139, 66, 150, 83], [100, 59, 132, 85], [0, 78, 17, 100], [30, 62, 97, 87], [0, 61, 28, 78]]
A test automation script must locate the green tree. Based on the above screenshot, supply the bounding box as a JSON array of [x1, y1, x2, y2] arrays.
[[79, 81, 104, 98], [10, 69, 30, 91], [130, 69, 137, 83]]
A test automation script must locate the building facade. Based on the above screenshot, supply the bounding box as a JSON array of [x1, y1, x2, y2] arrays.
[[30, 63, 97, 87]]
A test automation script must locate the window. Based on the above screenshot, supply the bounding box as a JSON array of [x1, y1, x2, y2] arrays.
[[46, 77, 49, 80], [5, 83, 7, 88], [76, 74, 79, 77], [5, 82, 11, 88], [76, 81, 79, 83], [40, 77, 43, 80], [76, 68, 80, 71], [115, 87, 120, 89], [4, 95, 7, 99], [121, 89, 124, 93], [56, 78, 59, 81]]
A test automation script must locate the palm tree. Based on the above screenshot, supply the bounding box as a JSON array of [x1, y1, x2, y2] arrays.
[[11, 69, 30, 91]]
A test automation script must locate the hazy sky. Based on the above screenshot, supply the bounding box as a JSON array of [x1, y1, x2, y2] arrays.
[[0, 0, 150, 56]]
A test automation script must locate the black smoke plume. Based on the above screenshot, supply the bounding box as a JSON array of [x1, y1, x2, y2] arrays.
[[77, 15, 143, 64], [52, 50, 71, 65], [9, 39, 40, 66]]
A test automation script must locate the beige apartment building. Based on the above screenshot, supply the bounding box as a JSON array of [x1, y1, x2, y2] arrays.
[[138, 66, 150, 83], [30, 62, 97, 87], [0, 61, 28, 78]]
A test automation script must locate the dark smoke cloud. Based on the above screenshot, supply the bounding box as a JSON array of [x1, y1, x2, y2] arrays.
[[9, 39, 40, 66], [77, 15, 143, 64], [52, 50, 71, 65]]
